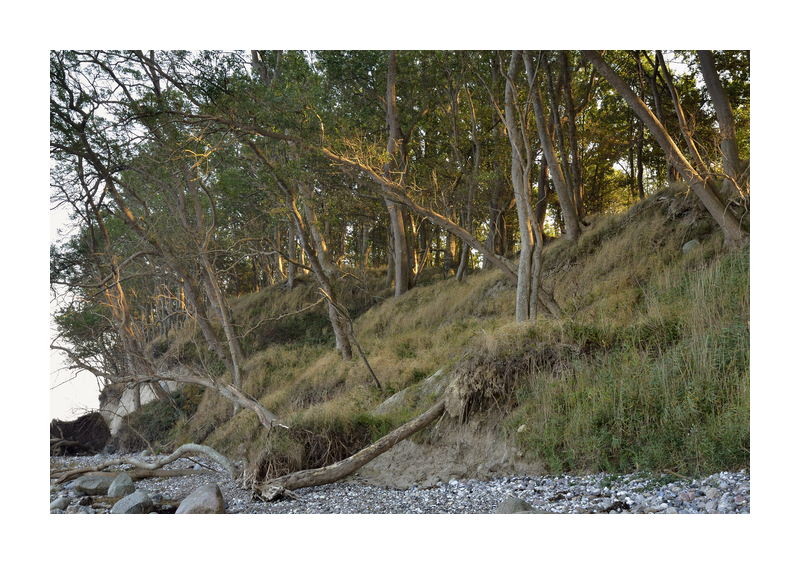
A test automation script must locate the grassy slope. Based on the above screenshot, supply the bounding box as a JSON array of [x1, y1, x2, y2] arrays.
[[134, 189, 749, 478]]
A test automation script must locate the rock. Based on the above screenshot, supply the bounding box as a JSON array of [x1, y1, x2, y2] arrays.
[[682, 239, 700, 253], [663, 506, 678, 514], [494, 496, 534, 514], [73, 474, 117, 496], [111, 490, 154, 514], [704, 487, 720, 499], [66, 505, 95, 514], [50, 509, 65, 514], [176, 484, 226, 514], [374, 369, 451, 416], [108, 473, 135, 498], [78, 496, 93, 506], [50, 496, 69, 510]]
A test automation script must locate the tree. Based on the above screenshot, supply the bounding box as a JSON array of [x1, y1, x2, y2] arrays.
[[581, 50, 747, 247]]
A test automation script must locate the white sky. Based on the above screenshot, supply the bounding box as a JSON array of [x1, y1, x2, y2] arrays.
[[49, 204, 101, 420]]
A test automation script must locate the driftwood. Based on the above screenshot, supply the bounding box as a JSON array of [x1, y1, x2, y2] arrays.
[[52, 443, 236, 483], [259, 399, 445, 500], [58, 468, 210, 480], [50, 439, 95, 455]]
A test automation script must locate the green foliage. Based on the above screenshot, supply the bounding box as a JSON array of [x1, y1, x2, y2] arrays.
[[118, 385, 205, 451]]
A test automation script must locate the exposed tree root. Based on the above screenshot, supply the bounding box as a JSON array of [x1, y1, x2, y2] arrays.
[[258, 400, 445, 500], [52, 443, 236, 483]]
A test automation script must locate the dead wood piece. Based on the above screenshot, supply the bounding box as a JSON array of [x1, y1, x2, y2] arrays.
[[53, 443, 236, 483], [259, 399, 445, 496]]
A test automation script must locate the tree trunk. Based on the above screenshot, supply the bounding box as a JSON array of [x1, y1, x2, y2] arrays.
[[260, 400, 445, 495], [506, 51, 538, 321], [535, 157, 550, 230], [656, 51, 711, 178], [286, 225, 297, 289], [299, 183, 336, 278], [386, 200, 410, 295], [560, 50, 585, 220], [581, 50, 747, 247], [698, 50, 747, 198], [199, 253, 246, 390], [384, 51, 411, 297], [527, 53, 582, 242]]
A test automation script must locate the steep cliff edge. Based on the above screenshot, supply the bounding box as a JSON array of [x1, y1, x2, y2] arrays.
[[100, 191, 749, 483]]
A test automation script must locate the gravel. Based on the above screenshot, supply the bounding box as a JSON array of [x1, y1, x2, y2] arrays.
[[50, 454, 749, 514]]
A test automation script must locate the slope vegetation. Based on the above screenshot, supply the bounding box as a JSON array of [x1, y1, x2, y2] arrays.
[[117, 188, 749, 482]]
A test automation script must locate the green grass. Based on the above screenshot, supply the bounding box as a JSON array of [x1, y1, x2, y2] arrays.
[[127, 191, 749, 479], [507, 249, 749, 475]]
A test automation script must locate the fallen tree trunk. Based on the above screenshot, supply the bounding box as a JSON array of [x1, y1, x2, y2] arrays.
[[259, 399, 446, 499], [52, 443, 236, 483], [50, 439, 96, 455]]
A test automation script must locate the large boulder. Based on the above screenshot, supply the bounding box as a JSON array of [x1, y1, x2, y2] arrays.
[[73, 473, 117, 496], [495, 496, 535, 514], [681, 239, 700, 254], [50, 496, 69, 511], [107, 473, 136, 498], [175, 483, 226, 514], [111, 490, 153, 514]]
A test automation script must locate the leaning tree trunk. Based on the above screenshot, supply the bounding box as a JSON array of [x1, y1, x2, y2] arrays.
[[260, 399, 445, 496], [698, 50, 748, 198], [581, 50, 747, 248], [527, 53, 582, 242]]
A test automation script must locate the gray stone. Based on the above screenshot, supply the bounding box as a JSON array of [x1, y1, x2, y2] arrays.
[[111, 490, 153, 514], [704, 487, 720, 499], [50, 496, 69, 511], [682, 239, 700, 253], [663, 506, 678, 514], [50, 509, 65, 514], [176, 483, 226, 514], [108, 473, 135, 498], [73, 474, 117, 496], [494, 496, 534, 514], [78, 496, 93, 506], [66, 505, 95, 514], [373, 369, 451, 415]]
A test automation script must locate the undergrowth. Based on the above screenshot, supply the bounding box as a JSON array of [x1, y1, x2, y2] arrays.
[[127, 191, 749, 478]]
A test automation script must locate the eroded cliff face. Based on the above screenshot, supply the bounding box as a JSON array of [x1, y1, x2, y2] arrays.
[[99, 374, 182, 435]]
